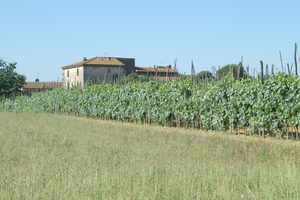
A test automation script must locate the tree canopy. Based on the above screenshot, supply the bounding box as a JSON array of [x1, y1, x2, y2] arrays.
[[196, 70, 215, 80], [216, 64, 247, 80], [0, 59, 26, 98]]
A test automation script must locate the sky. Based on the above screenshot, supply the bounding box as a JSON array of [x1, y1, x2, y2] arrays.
[[0, 0, 300, 81]]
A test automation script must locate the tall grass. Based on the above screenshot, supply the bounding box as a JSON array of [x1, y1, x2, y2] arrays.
[[0, 113, 300, 199]]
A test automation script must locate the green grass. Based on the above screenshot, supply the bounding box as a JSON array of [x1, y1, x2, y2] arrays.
[[0, 113, 300, 199]]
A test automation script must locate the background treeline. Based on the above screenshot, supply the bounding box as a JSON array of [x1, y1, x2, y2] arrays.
[[2, 74, 300, 139]]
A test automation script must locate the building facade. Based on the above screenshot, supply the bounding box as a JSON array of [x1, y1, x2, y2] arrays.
[[62, 57, 135, 88]]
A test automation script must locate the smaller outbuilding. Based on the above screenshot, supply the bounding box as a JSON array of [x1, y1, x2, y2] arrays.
[[135, 65, 179, 80], [23, 81, 63, 95]]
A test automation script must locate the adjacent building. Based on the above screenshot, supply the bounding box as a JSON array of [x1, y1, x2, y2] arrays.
[[62, 57, 135, 88], [136, 65, 179, 81], [23, 81, 63, 95]]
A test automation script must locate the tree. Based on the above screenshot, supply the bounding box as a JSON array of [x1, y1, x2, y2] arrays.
[[216, 64, 247, 80], [0, 59, 26, 98], [119, 73, 149, 84], [196, 70, 214, 80]]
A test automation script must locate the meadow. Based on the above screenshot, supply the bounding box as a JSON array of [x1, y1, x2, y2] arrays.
[[1, 112, 300, 199]]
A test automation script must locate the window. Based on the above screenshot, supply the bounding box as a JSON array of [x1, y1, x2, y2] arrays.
[[67, 70, 69, 78], [77, 68, 79, 76]]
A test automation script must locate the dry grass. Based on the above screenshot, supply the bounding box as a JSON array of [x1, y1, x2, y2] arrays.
[[0, 112, 300, 199]]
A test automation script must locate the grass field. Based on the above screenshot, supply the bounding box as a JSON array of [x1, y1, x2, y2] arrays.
[[0, 113, 300, 199]]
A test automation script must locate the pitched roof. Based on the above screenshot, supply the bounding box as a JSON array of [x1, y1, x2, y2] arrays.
[[62, 57, 125, 69]]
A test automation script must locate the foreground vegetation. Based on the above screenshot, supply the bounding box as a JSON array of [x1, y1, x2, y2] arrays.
[[0, 113, 300, 199], [2, 74, 300, 138]]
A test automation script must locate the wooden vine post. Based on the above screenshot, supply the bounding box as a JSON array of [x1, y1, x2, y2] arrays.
[[295, 43, 298, 76], [279, 51, 284, 72], [260, 60, 264, 84]]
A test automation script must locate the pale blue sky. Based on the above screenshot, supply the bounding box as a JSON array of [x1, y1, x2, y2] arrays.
[[1, 0, 300, 81]]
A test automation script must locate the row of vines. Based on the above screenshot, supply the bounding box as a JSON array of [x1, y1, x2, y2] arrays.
[[2, 74, 300, 139]]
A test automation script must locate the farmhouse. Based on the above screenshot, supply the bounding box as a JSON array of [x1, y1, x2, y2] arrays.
[[62, 57, 135, 88], [136, 65, 179, 80]]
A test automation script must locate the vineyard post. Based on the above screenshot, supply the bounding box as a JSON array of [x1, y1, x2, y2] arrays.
[[240, 56, 244, 66], [295, 43, 298, 76], [260, 60, 264, 84], [237, 65, 240, 80], [258, 60, 264, 136], [265, 64, 269, 78], [246, 65, 249, 75], [253, 68, 256, 79], [279, 51, 284, 73], [287, 64, 291, 75], [239, 56, 243, 80], [191, 60, 195, 84]]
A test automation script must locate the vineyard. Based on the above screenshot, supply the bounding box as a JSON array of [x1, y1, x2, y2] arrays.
[[2, 74, 300, 138]]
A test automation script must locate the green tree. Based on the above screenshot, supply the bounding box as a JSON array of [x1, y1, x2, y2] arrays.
[[196, 70, 214, 80], [119, 73, 150, 84], [0, 59, 26, 98], [216, 64, 247, 80]]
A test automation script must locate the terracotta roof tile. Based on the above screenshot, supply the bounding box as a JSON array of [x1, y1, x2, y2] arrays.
[[62, 57, 125, 69]]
